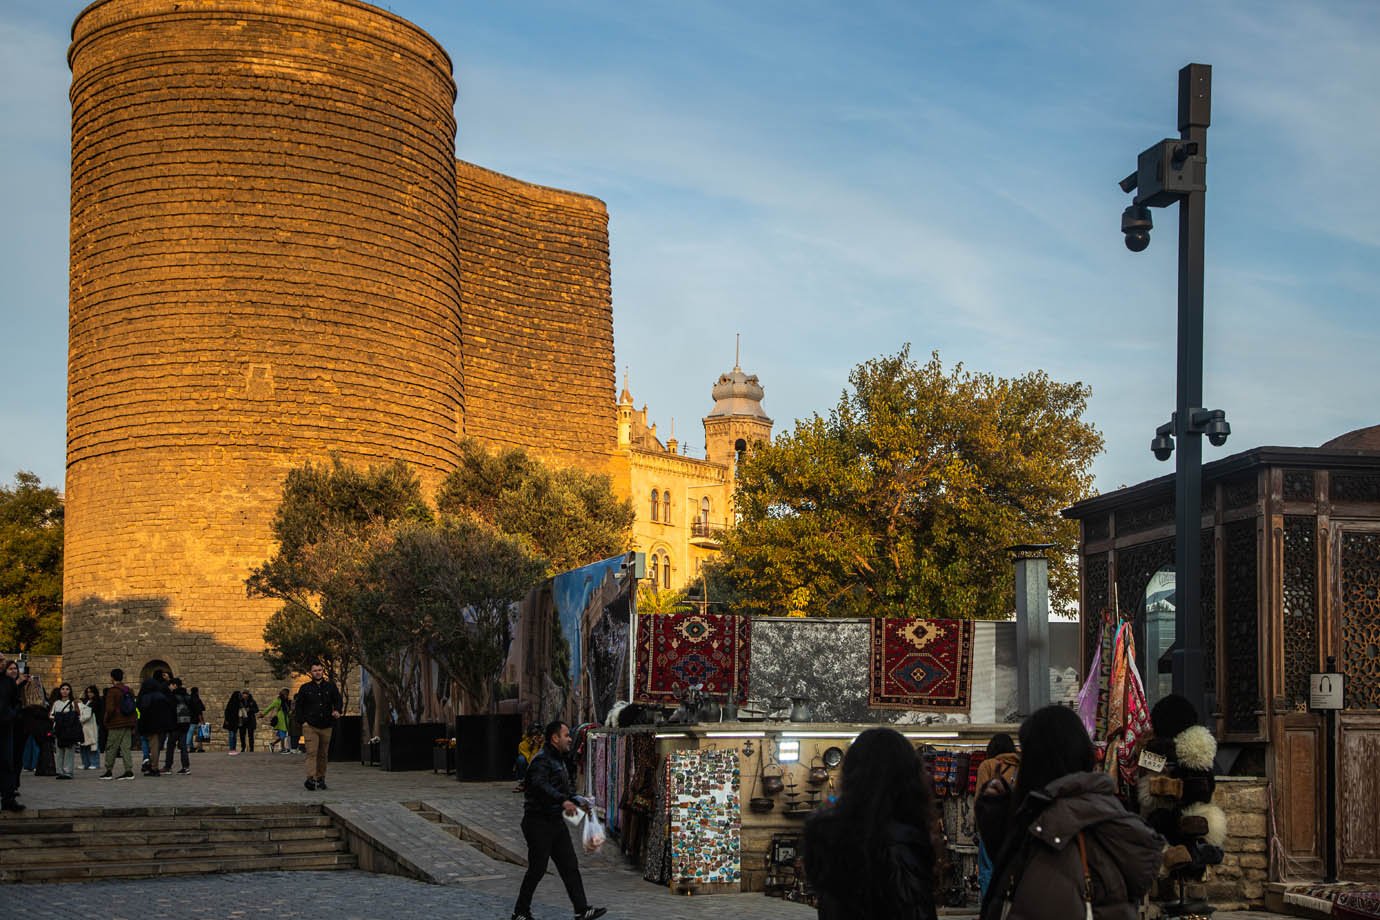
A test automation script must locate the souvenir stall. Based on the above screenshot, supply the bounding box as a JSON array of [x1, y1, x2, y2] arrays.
[[581, 611, 1026, 907]]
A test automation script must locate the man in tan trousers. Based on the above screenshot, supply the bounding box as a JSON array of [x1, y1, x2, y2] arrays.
[[293, 662, 341, 791]]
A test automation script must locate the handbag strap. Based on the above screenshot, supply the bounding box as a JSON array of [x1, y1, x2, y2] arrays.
[[1076, 832, 1094, 919]]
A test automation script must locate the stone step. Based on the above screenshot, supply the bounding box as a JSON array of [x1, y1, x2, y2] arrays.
[[0, 814, 335, 836], [0, 851, 357, 884], [10, 803, 323, 820], [1, 836, 347, 866], [0, 824, 336, 850]]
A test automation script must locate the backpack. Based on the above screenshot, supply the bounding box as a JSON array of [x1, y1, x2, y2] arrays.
[[119, 687, 137, 716], [54, 704, 84, 746]]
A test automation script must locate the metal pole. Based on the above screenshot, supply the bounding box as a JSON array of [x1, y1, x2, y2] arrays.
[[1171, 64, 1211, 722], [1325, 655, 1338, 882]]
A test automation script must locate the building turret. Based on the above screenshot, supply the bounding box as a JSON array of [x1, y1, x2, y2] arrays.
[[617, 372, 634, 448], [703, 344, 772, 481]]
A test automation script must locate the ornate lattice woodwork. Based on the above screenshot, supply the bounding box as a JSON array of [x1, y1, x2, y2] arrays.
[[1284, 471, 1315, 503], [1224, 476, 1258, 511], [1116, 539, 1175, 619], [1340, 531, 1380, 709], [1282, 517, 1319, 710], [1201, 529, 1217, 692], [1084, 553, 1109, 669], [1223, 519, 1261, 732], [1119, 503, 1174, 536], [1332, 473, 1380, 504], [1084, 515, 1109, 542]]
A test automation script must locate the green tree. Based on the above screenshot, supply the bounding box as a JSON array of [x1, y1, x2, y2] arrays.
[[0, 471, 64, 654], [716, 347, 1102, 619], [246, 457, 432, 722], [261, 604, 355, 712], [375, 516, 545, 713], [436, 439, 634, 574], [636, 584, 692, 614]]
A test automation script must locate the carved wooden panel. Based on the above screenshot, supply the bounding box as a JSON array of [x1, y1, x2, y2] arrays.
[[1116, 539, 1174, 618], [1084, 553, 1109, 669], [1201, 529, 1217, 692], [1083, 514, 1109, 542], [1282, 517, 1319, 710], [1339, 713, 1380, 879], [1224, 476, 1258, 511], [1275, 716, 1322, 867], [1333, 473, 1380, 504], [1223, 519, 1261, 734], [1119, 502, 1174, 536], [1283, 470, 1315, 503], [1340, 531, 1380, 709]]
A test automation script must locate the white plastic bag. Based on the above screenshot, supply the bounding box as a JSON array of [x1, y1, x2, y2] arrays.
[[563, 807, 585, 829], [582, 810, 606, 854]]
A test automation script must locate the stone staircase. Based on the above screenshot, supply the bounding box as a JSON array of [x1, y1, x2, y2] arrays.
[[0, 804, 356, 883]]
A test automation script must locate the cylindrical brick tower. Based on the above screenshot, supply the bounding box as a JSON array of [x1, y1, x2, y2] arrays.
[[65, 0, 464, 699]]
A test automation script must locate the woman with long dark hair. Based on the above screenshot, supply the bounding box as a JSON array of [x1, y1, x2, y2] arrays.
[[79, 685, 102, 769], [47, 682, 80, 779], [803, 727, 937, 920], [977, 705, 1162, 920]]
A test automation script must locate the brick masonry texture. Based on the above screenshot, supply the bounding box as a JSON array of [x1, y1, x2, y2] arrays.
[[62, 0, 618, 704], [455, 160, 616, 473]]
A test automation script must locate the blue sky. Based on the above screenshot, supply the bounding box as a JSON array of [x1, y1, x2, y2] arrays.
[[3, 0, 1379, 495]]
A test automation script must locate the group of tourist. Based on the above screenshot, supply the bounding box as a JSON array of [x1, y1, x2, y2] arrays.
[[0, 654, 342, 810]]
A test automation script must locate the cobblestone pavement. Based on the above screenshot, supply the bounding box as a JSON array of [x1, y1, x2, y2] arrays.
[[1, 751, 1294, 919]]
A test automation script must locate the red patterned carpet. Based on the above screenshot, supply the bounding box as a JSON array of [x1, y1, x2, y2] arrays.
[[868, 617, 974, 710]]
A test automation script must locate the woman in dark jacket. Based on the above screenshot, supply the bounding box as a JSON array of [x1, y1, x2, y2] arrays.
[[224, 690, 259, 754], [136, 671, 176, 776], [976, 705, 1163, 920], [804, 727, 938, 920]]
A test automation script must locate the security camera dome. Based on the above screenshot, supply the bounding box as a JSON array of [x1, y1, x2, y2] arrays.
[[1125, 230, 1151, 252]]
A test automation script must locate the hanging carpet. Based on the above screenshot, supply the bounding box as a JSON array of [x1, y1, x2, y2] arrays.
[[634, 612, 750, 704], [868, 617, 974, 710]]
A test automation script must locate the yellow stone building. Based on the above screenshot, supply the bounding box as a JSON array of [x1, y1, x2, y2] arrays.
[[616, 362, 773, 592]]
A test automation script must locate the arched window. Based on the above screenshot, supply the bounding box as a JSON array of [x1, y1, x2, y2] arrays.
[[650, 489, 659, 522], [701, 497, 711, 523], [649, 553, 659, 585], [662, 553, 672, 589], [662, 490, 671, 524]]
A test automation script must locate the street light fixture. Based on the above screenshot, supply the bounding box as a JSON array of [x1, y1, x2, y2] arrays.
[[1118, 63, 1230, 726]]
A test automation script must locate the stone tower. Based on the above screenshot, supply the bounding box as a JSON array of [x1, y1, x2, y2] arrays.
[[62, 0, 616, 702], [703, 356, 773, 489]]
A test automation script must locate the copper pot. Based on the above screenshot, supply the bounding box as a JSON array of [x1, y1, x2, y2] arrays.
[[749, 796, 775, 813], [807, 763, 829, 785]]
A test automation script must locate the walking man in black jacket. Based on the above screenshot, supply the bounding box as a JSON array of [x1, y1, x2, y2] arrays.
[[294, 662, 341, 791], [511, 720, 607, 920]]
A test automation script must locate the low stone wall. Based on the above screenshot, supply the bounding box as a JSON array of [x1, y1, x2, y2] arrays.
[[1189, 777, 1270, 910]]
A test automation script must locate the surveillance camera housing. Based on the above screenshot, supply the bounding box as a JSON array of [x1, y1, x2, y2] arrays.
[[1151, 433, 1175, 461], [1122, 205, 1153, 252]]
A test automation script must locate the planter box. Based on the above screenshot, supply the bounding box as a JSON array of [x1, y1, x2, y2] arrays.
[[380, 721, 444, 772], [456, 714, 523, 782], [329, 714, 362, 763]]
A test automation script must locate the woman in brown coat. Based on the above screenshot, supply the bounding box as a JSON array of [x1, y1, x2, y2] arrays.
[[977, 706, 1163, 920]]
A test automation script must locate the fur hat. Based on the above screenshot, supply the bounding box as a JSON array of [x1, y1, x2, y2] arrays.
[[1174, 725, 1217, 772], [1181, 802, 1228, 848], [1150, 693, 1200, 741]]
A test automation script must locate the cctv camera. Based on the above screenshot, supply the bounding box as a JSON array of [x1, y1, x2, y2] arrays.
[[1150, 433, 1175, 462], [1122, 205, 1153, 252], [1206, 417, 1230, 447]]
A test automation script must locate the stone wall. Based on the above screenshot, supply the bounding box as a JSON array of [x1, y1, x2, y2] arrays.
[[1200, 778, 1270, 909], [455, 160, 616, 473]]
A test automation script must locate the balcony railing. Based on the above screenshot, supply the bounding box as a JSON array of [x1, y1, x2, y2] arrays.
[[691, 520, 725, 543]]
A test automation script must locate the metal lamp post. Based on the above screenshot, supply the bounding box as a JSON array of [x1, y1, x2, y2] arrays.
[[1118, 63, 1230, 725]]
